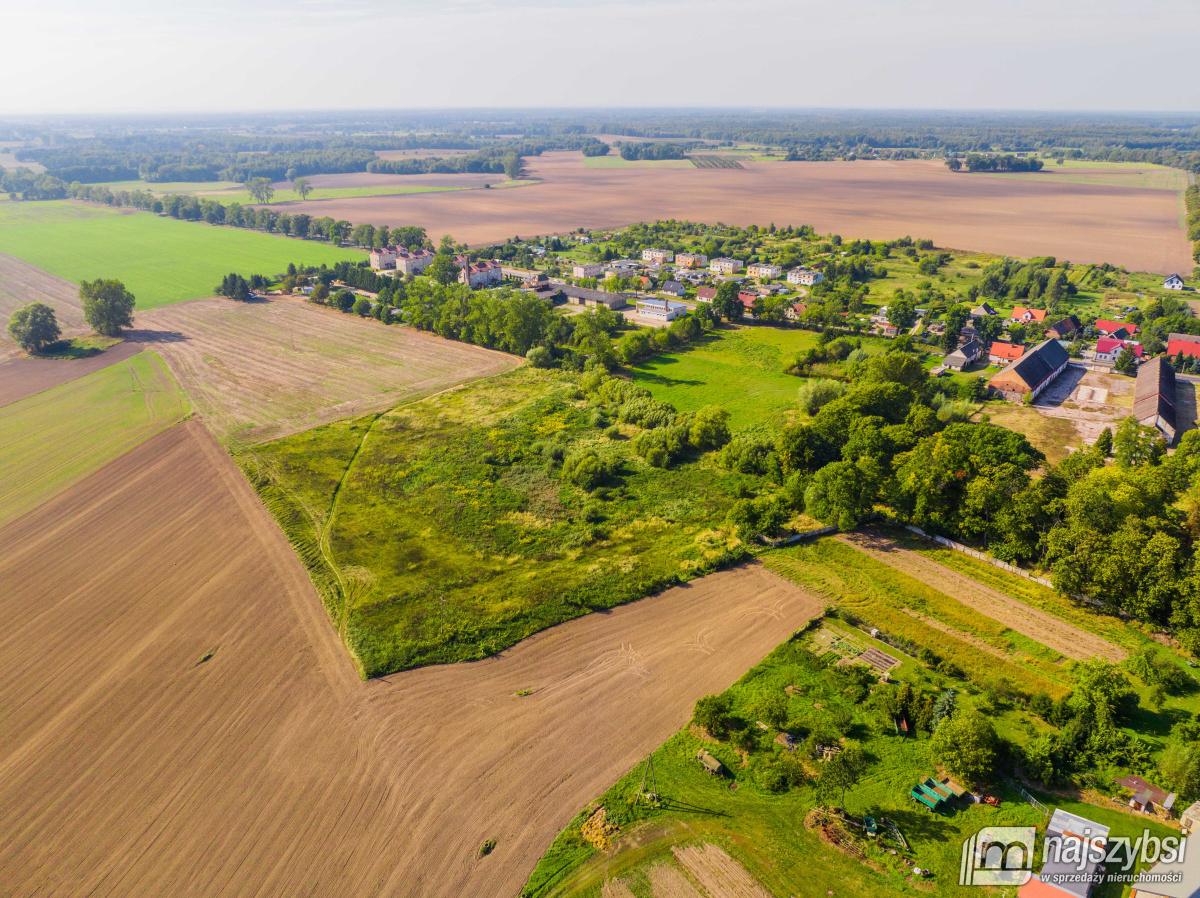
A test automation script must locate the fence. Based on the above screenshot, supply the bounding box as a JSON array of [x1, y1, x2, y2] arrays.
[[903, 525, 1117, 614], [904, 525, 1055, 588], [762, 525, 838, 548]]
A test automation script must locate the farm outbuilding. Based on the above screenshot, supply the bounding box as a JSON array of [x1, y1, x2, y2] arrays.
[[989, 339, 1070, 401], [1133, 356, 1177, 443]]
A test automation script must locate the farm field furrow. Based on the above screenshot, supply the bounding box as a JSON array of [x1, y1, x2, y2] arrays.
[[836, 530, 1126, 662], [0, 201, 365, 309], [0, 350, 189, 528], [135, 296, 521, 444], [0, 417, 824, 896], [260, 153, 1194, 274], [0, 251, 85, 349]]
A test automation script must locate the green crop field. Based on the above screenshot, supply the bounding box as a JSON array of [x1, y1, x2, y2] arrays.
[[0, 351, 190, 527], [237, 367, 757, 678], [583, 156, 695, 169], [0, 201, 364, 309]]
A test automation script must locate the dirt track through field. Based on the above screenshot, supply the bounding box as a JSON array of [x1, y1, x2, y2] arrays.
[[133, 296, 520, 443], [260, 153, 1192, 274], [0, 251, 85, 351], [0, 419, 824, 897], [837, 531, 1125, 662], [0, 339, 145, 408]]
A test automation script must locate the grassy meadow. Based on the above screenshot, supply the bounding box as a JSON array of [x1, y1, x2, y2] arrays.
[[631, 326, 819, 430], [0, 351, 189, 527], [238, 367, 757, 678], [0, 201, 363, 308]]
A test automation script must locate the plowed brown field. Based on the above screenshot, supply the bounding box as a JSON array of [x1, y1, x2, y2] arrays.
[[266, 153, 1191, 274], [0, 419, 823, 897], [134, 296, 519, 443], [0, 251, 85, 351]]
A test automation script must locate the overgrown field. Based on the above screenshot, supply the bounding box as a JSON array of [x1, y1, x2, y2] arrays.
[[238, 367, 756, 677], [0, 350, 189, 526], [524, 620, 1182, 898], [0, 201, 363, 308]]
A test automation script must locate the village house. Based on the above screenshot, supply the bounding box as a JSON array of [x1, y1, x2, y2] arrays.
[[1046, 314, 1082, 340], [1130, 839, 1200, 898], [1114, 774, 1178, 816], [1019, 808, 1109, 898], [604, 267, 637, 281], [394, 248, 435, 276], [1133, 357, 1177, 443], [368, 246, 398, 270], [456, 257, 503, 289], [738, 292, 760, 317], [641, 248, 674, 264], [1010, 306, 1048, 324], [636, 298, 686, 322], [989, 341, 1025, 366], [659, 280, 687, 296], [521, 272, 551, 292], [675, 252, 708, 269], [787, 267, 823, 286], [1093, 337, 1142, 366], [1168, 333, 1200, 360], [944, 339, 983, 371], [969, 301, 998, 319], [558, 284, 628, 310], [746, 262, 782, 280], [709, 257, 744, 275], [989, 338, 1070, 401], [785, 302, 807, 321], [696, 286, 717, 303], [1094, 319, 1138, 338], [1164, 273, 1186, 291], [572, 262, 602, 279]]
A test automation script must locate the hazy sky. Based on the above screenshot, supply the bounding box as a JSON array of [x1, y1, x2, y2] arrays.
[[4, 0, 1198, 114]]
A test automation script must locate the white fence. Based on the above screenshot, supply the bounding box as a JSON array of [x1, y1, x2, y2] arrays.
[[903, 525, 1055, 588]]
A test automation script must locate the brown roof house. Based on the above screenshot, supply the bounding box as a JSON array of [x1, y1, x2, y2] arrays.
[[945, 339, 984, 371], [989, 339, 1070, 401], [1046, 315, 1082, 340], [1133, 356, 1177, 443]]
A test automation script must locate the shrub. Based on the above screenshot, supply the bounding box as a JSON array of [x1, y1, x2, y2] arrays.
[[526, 345, 553, 368], [797, 378, 851, 416], [694, 693, 733, 737], [689, 405, 731, 450], [561, 449, 610, 490], [929, 711, 999, 785]]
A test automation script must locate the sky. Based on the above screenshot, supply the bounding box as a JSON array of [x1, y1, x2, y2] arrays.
[[3, 0, 1198, 114]]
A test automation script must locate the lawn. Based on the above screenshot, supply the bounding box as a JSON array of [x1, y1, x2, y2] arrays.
[[524, 622, 1180, 898], [0, 350, 190, 527], [980, 160, 1189, 192], [979, 403, 1082, 465], [0, 201, 364, 309], [631, 325, 819, 430], [238, 366, 757, 678]]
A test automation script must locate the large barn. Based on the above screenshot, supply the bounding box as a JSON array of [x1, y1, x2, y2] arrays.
[[989, 339, 1070, 401], [1134, 356, 1177, 443]]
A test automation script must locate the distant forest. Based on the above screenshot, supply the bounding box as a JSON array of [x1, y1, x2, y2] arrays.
[[1, 110, 1198, 186]]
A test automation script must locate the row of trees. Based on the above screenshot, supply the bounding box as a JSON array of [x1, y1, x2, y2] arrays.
[[946, 154, 1045, 172]]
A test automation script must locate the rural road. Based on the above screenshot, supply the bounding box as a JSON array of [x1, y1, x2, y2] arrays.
[[0, 420, 825, 897], [837, 530, 1125, 663]]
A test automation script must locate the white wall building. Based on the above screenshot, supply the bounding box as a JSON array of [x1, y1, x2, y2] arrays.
[[787, 267, 823, 286], [746, 263, 782, 279], [636, 298, 687, 322], [709, 257, 744, 275], [572, 263, 603, 279]]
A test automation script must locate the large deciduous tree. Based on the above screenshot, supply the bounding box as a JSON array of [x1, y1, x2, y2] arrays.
[[6, 302, 61, 352], [80, 279, 135, 336]]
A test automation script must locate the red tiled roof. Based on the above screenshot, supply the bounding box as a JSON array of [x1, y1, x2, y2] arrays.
[[1167, 337, 1200, 359], [1096, 338, 1142, 357], [697, 286, 717, 300], [738, 292, 758, 307], [1011, 307, 1047, 322], [1095, 319, 1137, 335], [989, 341, 1025, 360]]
